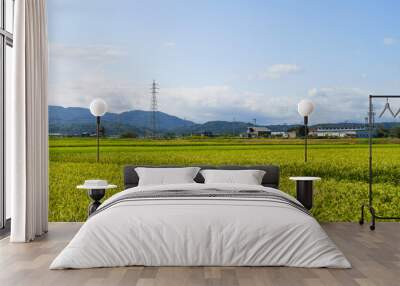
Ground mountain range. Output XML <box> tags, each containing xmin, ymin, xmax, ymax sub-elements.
<box><xmin>49</xmin><ymin>105</ymin><xmax>399</xmax><ymax>137</ymax></box>
<box><xmin>49</xmin><ymin>106</ymin><xmax>195</xmax><ymax>136</ymax></box>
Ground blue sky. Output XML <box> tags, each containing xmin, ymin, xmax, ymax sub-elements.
<box><xmin>48</xmin><ymin>0</ymin><xmax>400</xmax><ymax>124</ymax></box>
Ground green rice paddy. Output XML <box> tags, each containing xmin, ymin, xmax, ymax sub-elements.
<box><xmin>49</xmin><ymin>137</ymin><xmax>400</xmax><ymax>222</ymax></box>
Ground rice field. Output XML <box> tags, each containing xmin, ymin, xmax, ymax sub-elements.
<box><xmin>49</xmin><ymin>137</ymin><xmax>400</xmax><ymax>222</ymax></box>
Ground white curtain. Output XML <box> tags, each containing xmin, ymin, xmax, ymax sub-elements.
<box><xmin>9</xmin><ymin>0</ymin><xmax>49</xmax><ymax>242</ymax></box>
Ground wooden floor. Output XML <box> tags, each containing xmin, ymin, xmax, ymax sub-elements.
<box><xmin>0</xmin><ymin>223</ymin><xmax>399</xmax><ymax>286</ymax></box>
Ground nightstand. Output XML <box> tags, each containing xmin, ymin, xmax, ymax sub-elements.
<box><xmin>77</xmin><ymin>182</ymin><xmax>117</xmax><ymax>216</ymax></box>
<box><xmin>289</xmin><ymin>177</ymin><xmax>321</xmax><ymax>210</ymax></box>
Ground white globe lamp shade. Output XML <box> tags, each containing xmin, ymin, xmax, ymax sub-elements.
<box><xmin>90</xmin><ymin>99</ymin><xmax>107</xmax><ymax>117</ymax></box>
<box><xmin>298</xmin><ymin>99</ymin><xmax>314</xmax><ymax>117</ymax></box>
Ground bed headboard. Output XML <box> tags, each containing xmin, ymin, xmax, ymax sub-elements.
<box><xmin>123</xmin><ymin>165</ymin><xmax>280</xmax><ymax>189</ymax></box>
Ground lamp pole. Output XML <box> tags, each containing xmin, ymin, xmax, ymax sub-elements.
<box><xmin>304</xmin><ymin>115</ymin><xmax>308</xmax><ymax>162</ymax></box>
<box><xmin>298</xmin><ymin>99</ymin><xmax>314</xmax><ymax>163</ymax></box>
<box><xmin>90</xmin><ymin>99</ymin><xmax>107</xmax><ymax>163</ymax></box>
<box><xmin>96</xmin><ymin>116</ymin><xmax>100</xmax><ymax>162</ymax></box>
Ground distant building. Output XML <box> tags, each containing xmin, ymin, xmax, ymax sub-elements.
<box><xmin>270</xmin><ymin>131</ymin><xmax>297</xmax><ymax>139</ymax></box>
<box><xmin>247</xmin><ymin>126</ymin><xmax>271</xmax><ymax>138</ymax></box>
<box><xmin>287</xmin><ymin>130</ymin><xmax>297</xmax><ymax>138</ymax></box>
<box><xmin>355</xmin><ymin>129</ymin><xmax>370</xmax><ymax>138</ymax></box>
<box><xmin>271</xmin><ymin>131</ymin><xmax>289</xmax><ymax>138</ymax></box>
<box><xmin>193</xmin><ymin>131</ymin><xmax>213</xmax><ymax>137</ymax></box>
<box><xmin>308</xmin><ymin>127</ymin><xmax>367</xmax><ymax>138</ymax></box>
<box><xmin>49</xmin><ymin>133</ymin><xmax>63</xmax><ymax>137</ymax></box>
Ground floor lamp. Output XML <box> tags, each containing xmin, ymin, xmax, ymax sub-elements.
<box><xmin>90</xmin><ymin>99</ymin><xmax>108</xmax><ymax>162</ymax></box>
<box><xmin>297</xmin><ymin>99</ymin><xmax>314</xmax><ymax>162</ymax></box>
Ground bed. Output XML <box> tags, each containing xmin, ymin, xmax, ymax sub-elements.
<box><xmin>50</xmin><ymin>165</ymin><xmax>350</xmax><ymax>269</ymax></box>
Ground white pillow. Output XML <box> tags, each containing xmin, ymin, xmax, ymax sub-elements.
<box><xmin>200</xmin><ymin>169</ymin><xmax>266</xmax><ymax>185</ymax></box>
<box><xmin>135</xmin><ymin>167</ymin><xmax>201</xmax><ymax>186</ymax></box>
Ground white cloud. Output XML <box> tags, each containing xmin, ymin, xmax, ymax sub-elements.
<box><xmin>49</xmin><ymin>80</ymin><xmax>372</xmax><ymax>124</ymax></box>
<box><xmin>48</xmin><ymin>43</ymin><xmax>370</xmax><ymax>124</ymax></box>
<box><xmin>162</xmin><ymin>42</ymin><xmax>176</xmax><ymax>48</ymax></box>
<box><xmin>50</xmin><ymin>43</ymin><xmax>126</xmax><ymax>62</ymax></box>
<box><xmin>49</xmin><ymin>78</ymin><xmax>302</xmax><ymax>124</ymax></box>
<box><xmin>48</xmin><ymin>76</ymin><xmax>148</xmax><ymax>113</ymax></box>
<box><xmin>307</xmin><ymin>87</ymin><xmax>368</xmax><ymax>122</ymax></box>
<box><xmin>383</xmin><ymin>37</ymin><xmax>397</xmax><ymax>46</ymax></box>
<box><xmin>49</xmin><ymin>46</ymin><xmax>301</xmax><ymax>123</ymax></box>
<box><xmin>162</xmin><ymin>86</ymin><xmax>252</xmax><ymax>121</ymax></box>
<box><xmin>49</xmin><ymin>43</ymin><xmax>128</xmax><ymax>83</ymax></box>
<box><xmin>260</xmin><ymin>64</ymin><xmax>302</xmax><ymax>79</ymax></box>
<box><xmin>49</xmin><ymin>43</ymin><xmax>138</xmax><ymax>111</ymax></box>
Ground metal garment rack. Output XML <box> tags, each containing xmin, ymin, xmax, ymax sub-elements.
<box><xmin>359</xmin><ymin>95</ymin><xmax>400</xmax><ymax>230</ymax></box>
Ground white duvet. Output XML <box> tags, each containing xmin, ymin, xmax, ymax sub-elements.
<box><xmin>50</xmin><ymin>183</ymin><xmax>351</xmax><ymax>269</ymax></box>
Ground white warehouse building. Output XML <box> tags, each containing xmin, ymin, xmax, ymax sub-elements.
<box><xmin>309</xmin><ymin>128</ymin><xmax>367</xmax><ymax>138</ymax></box>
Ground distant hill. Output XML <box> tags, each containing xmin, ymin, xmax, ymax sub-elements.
<box><xmin>173</xmin><ymin>121</ymin><xmax>251</xmax><ymax>136</ymax></box>
<box><xmin>48</xmin><ymin>105</ymin><xmax>399</xmax><ymax>137</ymax></box>
<box><xmin>48</xmin><ymin>106</ymin><xmax>195</xmax><ymax>136</ymax></box>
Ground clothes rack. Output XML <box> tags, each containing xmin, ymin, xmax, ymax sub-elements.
<box><xmin>359</xmin><ymin>95</ymin><xmax>400</xmax><ymax>230</ymax></box>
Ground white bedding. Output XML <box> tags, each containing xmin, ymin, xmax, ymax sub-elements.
<box><xmin>50</xmin><ymin>183</ymin><xmax>351</xmax><ymax>269</ymax></box>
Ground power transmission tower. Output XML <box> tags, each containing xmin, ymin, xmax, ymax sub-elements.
<box><xmin>232</xmin><ymin>117</ymin><xmax>236</xmax><ymax>136</ymax></box>
<box><xmin>149</xmin><ymin>80</ymin><xmax>159</xmax><ymax>138</ymax></box>
<box><xmin>367</xmin><ymin>105</ymin><xmax>375</xmax><ymax>129</ymax></box>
